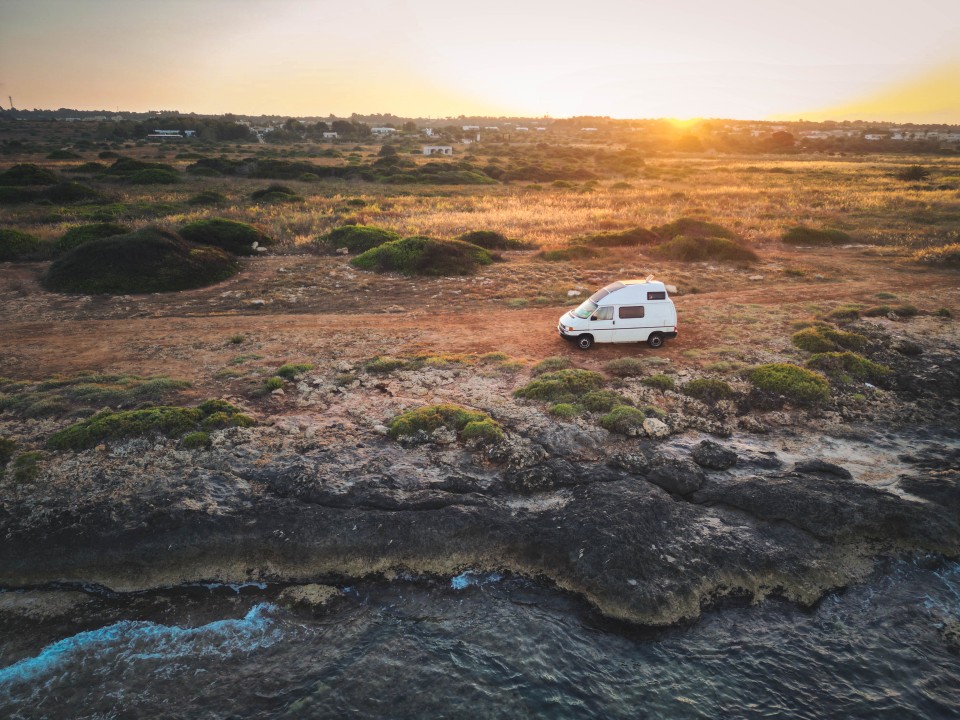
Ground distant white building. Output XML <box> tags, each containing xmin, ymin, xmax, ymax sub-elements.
<box><xmin>864</xmin><ymin>134</ymin><xmax>885</xmax><ymax>141</ymax></box>
<box><xmin>515</xmin><ymin>127</ymin><xmax>529</xmax><ymax>132</ymax></box>
<box><xmin>535</xmin><ymin>127</ymin><xmax>547</xmax><ymax>132</ymax></box>
<box><xmin>371</xmin><ymin>127</ymin><xmax>397</xmax><ymax>135</ymax></box>
<box><xmin>581</xmin><ymin>127</ymin><xmax>598</xmax><ymax>132</ymax></box>
<box><xmin>322</xmin><ymin>131</ymin><xmax>338</xmax><ymax>139</ymax></box>
<box><xmin>484</xmin><ymin>126</ymin><xmax>499</xmax><ymax>131</ymax></box>
<box><xmin>462</xmin><ymin>125</ymin><xmax>480</xmax><ymax>131</ymax></box>
<box><xmin>422</xmin><ymin>128</ymin><xmax>435</xmax><ymax>137</ymax></box>
<box><xmin>423</xmin><ymin>145</ymin><xmax>453</xmax><ymax>156</ymax></box>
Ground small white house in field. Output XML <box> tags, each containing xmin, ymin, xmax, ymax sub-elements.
<box><xmin>484</xmin><ymin>126</ymin><xmax>499</xmax><ymax>131</ymax></box>
<box><xmin>422</xmin><ymin>128</ymin><xmax>435</xmax><ymax>137</ymax></box>
<box><xmin>423</xmin><ymin>145</ymin><xmax>453</xmax><ymax>156</ymax></box>
<box><xmin>371</xmin><ymin>127</ymin><xmax>397</xmax><ymax>135</ymax></box>
<box><xmin>515</xmin><ymin>127</ymin><xmax>529</xmax><ymax>132</ymax></box>
<box><xmin>581</xmin><ymin>127</ymin><xmax>598</xmax><ymax>132</ymax></box>
<box><xmin>864</xmin><ymin>134</ymin><xmax>885</xmax><ymax>141</ymax></box>
<box><xmin>462</xmin><ymin>125</ymin><xmax>480</xmax><ymax>131</ymax></box>
<box><xmin>323</xmin><ymin>131</ymin><xmax>338</xmax><ymax>139</ymax></box>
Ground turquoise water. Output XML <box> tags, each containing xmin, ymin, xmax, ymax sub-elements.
<box><xmin>2</xmin><ymin>557</ymin><xmax>959</xmax><ymax>719</ymax></box>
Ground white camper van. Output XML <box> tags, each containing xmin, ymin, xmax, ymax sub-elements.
<box><xmin>558</xmin><ymin>278</ymin><xmax>678</xmax><ymax>350</ymax></box>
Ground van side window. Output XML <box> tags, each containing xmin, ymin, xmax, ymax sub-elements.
<box><xmin>619</xmin><ymin>306</ymin><xmax>645</xmax><ymax>319</ymax></box>
<box><xmin>647</xmin><ymin>291</ymin><xmax>666</xmax><ymax>300</ymax></box>
<box><xmin>593</xmin><ymin>306</ymin><xmax>613</xmax><ymax>321</ymax></box>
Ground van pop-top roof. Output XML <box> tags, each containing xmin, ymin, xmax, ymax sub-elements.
<box><xmin>587</xmin><ymin>276</ymin><xmax>668</xmax><ymax>304</ymax></box>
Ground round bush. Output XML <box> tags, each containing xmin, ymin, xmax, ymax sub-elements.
<box><xmin>351</xmin><ymin>236</ymin><xmax>494</xmax><ymax>276</ymax></box>
<box><xmin>56</xmin><ymin>222</ymin><xmax>130</xmax><ymax>254</ymax></box>
<box><xmin>914</xmin><ymin>243</ymin><xmax>960</xmax><ymax>268</ymax></box>
<box><xmin>0</xmin><ymin>229</ymin><xmax>46</xmax><ymax>261</ymax></box>
<box><xmin>0</xmin><ymin>163</ymin><xmax>58</xmax><ymax>186</ymax></box>
<box><xmin>746</xmin><ymin>363</ymin><xmax>830</xmax><ymax>404</ymax></box>
<box><xmin>178</xmin><ymin>218</ymin><xmax>273</xmax><ymax>256</ymax></box>
<box><xmin>548</xmin><ymin>403</ymin><xmax>579</xmax><ymax>419</ymax></box>
<box><xmin>683</xmin><ymin>377</ymin><xmax>734</xmax><ymax>403</ymax></box>
<box><xmin>46</xmin><ymin>181</ymin><xmax>102</xmax><ymax>203</ymax></box>
<box><xmin>251</xmin><ymin>184</ymin><xmax>302</xmax><ymax>202</ymax></box>
<box><xmin>782</xmin><ymin>226</ymin><xmax>851</xmax><ymax>246</ymax></box>
<box><xmin>320</xmin><ymin>225</ymin><xmax>401</xmax><ymax>254</ymax></box>
<box><xmin>47</xmin><ymin>150</ymin><xmax>82</xmax><ymax>160</ymax></box>
<box><xmin>653</xmin><ymin>218</ymin><xmax>737</xmax><ymax>240</ymax></box>
<box><xmin>457</xmin><ymin>230</ymin><xmax>527</xmax><ymax>250</ymax></box>
<box><xmin>130</xmin><ymin>168</ymin><xmax>181</xmax><ymax>184</ymax></box>
<box><xmin>43</xmin><ymin>227</ymin><xmax>238</xmax><ymax>294</ymax></box>
<box><xmin>654</xmin><ymin>236</ymin><xmax>758</xmax><ymax>263</ymax></box>
<box><xmin>187</xmin><ymin>190</ymin><xmax>227</xmax><ymax>206</ymax></box>
<box><xmin>576</xmin><ymin>227</ymin><xmax>661</xmax><ymax>248</ymax></box>
<box><xmin>599</xmin><ymin>405</ymin><xmax>648</xmax><ymax>435</ymax></box>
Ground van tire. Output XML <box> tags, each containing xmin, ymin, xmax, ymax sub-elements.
<box><xmin>577</xmin><ymin>335</ymin><xmax>594</xmax><ymax>350</ymax></box>
<box><xmin>647</xmin><ymin>333</ymin><xmax>664</xmax><ymax>349</ymax></box>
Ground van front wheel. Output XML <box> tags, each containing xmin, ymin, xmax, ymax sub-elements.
<box><xmin>577</xmin><ymin>335</ymin><xmax>594</xmax><ymax>350</ymax></box>
<box><xmin>647</xmin><ymin>333</ymin><xmax>664</xmax><ymax>349</ymax></box>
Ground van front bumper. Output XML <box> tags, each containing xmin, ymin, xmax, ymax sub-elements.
<box><xmin>558</xmin><ymin>323</ymin><xmax>577</xmax><ymax>340</ymax></box>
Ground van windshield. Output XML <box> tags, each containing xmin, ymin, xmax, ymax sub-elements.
<box><xmin>572</xmin><ymin>300</ymin><xmax>598</xmax><ymax>319</ymax></box>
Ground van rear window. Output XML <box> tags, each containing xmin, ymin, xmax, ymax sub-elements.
<box><xmin>619</xmin><ymin>305</ymin><xmax>645</xmax><ymax>319</ymax></box>
<box><xmin>647</xmin><ymin>291</ymin><xmax>666</xmax><ymax>300</ymax></box>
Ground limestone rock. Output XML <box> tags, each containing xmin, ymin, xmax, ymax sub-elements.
<box><xmin>691</xmin><ymin>440</ymin><xmax>738</xmax><ymax>470</ymax></box>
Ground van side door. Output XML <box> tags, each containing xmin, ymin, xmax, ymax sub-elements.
<box><xmin>587</xmin><ymin>305</ymin><xmax>615</xmax><ymax>343</ymax></box>
<box><xmin>615</xmin><ymin>305</ymin><xmax>648</xmax><ymax>342</ymax></box>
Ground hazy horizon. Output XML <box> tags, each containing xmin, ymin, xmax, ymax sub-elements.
<box><xmin>1</xmin><ymin>0</ymin><xmax>959</xmax><ymax>123</ymax></box>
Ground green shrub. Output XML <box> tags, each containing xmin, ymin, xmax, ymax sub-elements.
<box><xmin>47</xmin><ymin>150</ymin><xmax>82</xmax><ymax>160</ymax></box>
<box><xmin>580</xmin><ymin>389</ymin><xmax>629</xmax><ymax>413</ymax></box>
<box><xmin>653</xmin><ymin>218</ymin><xmax>736</xmax><ymax>240</ymax></box>
<box><xmin>129</xmin><ymin>168</ymin><xmax>181</xmax><ymax>184</ymax></box>
<box><xmin>641</xmin><ymin>374</ymin><xmax>675</xmax><ymax>391</ymax></box>
<box><xmin>935</xmin><ymin>307</ymin><xmax>953</xmax><ymax>318</ymax></box>
<box><xmin>103</xmin><ymin>157</ymin><xmax>175</xmax><ymax>179</ymax></box>
<box><xmin>914</xmin><ymin>243</ymin><xmax>960</xmax><ymax>268</ymax></box>
<box><xmin>781</xmin><ymin>226</ymin><xmax>851</xmax><ymax>246</ymax></box>
<box><xmin>388</xmin><ymin>403</ymin><xmax>502</xmax><ymax>444</ymax></box>
<box><xmin>0</xmin><ymin>163</ymin><xmax>58</xmax><ymax>186</ymax></box>
<box><xmin>897</xmin><ymin>165</ymin><xmax>930</xmax><ymax>181</ymax></box>
<box><xmin>653</xmin><ymin>235</ymin><xmax>758</xmax><ymax>263</ymax></box>
<box><xmin>599</xmin><ymin>405</ymin><xmax>648</xmax><ymax>435</ymax></box>
<box><xmin>202</xmin><ymin>411</ymin><xmax>254</xmax><ymax>429</ymax></box>
<box><xmin>47</xmin><ymin>399</ymin><xmax>252</xmax><ymax>450</ymax></box>
<box><xmin>46</xmin><ymin>181</ymin><xmax>103</xmax><ymax>203</ymax></box>
<box><xmin>683</xmin><ymin>377</ymin><xmax>734</xmax><ymax>403</ymax></box>
<box><xmin>604</xmin><ymin>357</ymin><xmax>646</xmax><ymax>377</ymax></box>
<box><xmin>457</xmin><ymin>230</ymin><xmax>528</xmax><ymax>250</ymax></box>
<box><xmin>791</xmin><ymin>326</ymin><xmax>868</xmax><ymax>353</ymax></box>
<box><xmin>276</xmin><ymin>363</ymin><xmax>314</xmax><ymax>379</ymax></box>
<box><xmin>56</xmin><ymin>222</ymin><xmax>129</xmax><ymax>254</ymax></box>
<box><xmin>264</xmin><ymin>376</ymin><xmax>284</xmax><ymax>390</ymax></box>
<box><xmin>364</xmin><ymin>355</ymin><xmax>408</xmax><ymax>373</ymax></box>
<box><xmin>535</xmin><ymin>245</ymin><xmax>598</xmax><ymax>262</ymax></box>
<box><xmin>0</xmin><ymin>437</ymin><xmax>15</xmax><ymax>466</ymax></box>
<box><xmin>825</xmin><ymin>305</ymin><xmax>860</xmax><ymax>322</ymax></box>
<box><xmin>806</xmin><ymin>352</ymin><xmax>891</xmax><ymax>384</ymax></box>
<box><xmin>11</xmin><ymin>451</ymin><xmax>43</xmax><ymax>484</ymax></box>
<box><xmin>548</xmin><ymin>403</ymin><xmax>579</xmax><ymax>419</ymax></box>
<box><xmin>319</xmin><ymin>225</ymin><xmax>401</xmax><ymax>254</ymax></box>
<box><xmin>746</xmin><ymin>363</ymin><xmax>831</xmax><ymax>404</ymax></box>
<box><xmin>0</xmin><ymin>229</ymin><xmax>45</xmax><ymax>261</ymax></box>
<box><xmin>43</xmin><ymin>227</ymin><xmax>238</xmax><ymax>294</ymax></box>
<box><xmin>179</xmin><ymin>218</ymin><xmax>273</xmax><ymax>256</ymax></box>
<box><xmin>182</xmin><ymin>431</ymin><xmax>212</xmax><ymax>449</ymax></box>
<box><xmin>251</xmin><ymin>184</ymin><xmax>302</xmax><ymax>202</ymax></box>
<box><xmin>574</xmin><ymin>227</ymin><xmax>660</xmax><ymax>248</ymax></box>
<box><xmin>531</xmin><ymin>356</ymin><xmax>571</xmax><ymax>376</ymax></box>
<box><xmin>187</xmin><ymin>190</ymin><xmax>227</xmax><ymax>206</ymax></box>
<box><xmin>352</xmin><ymin>236</ymin><xmax>494</xmax><ymax>276</ymax></box>
<box><xmin>513</xmin><ymin>368</ymin><xmax>605</xmax><ymax>403</ymax></box>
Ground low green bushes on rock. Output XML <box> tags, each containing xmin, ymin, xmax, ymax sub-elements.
<box><xmin>364</xmin><ymin>356</ymin><xmax>408</xmax><ymax>373</ymax></box>
<box><xmin>319</xmin><ymin>225</ymin><xmax>401</xmax><ymax>254</ymax></box>
<box><xmin>56</xmin><ymin>222</ymin><xmax>129</xmax><ymax>254</ymax></box>
<box><xmin>580</xmin><ymin>389</ymin><xmax>630</xmax><ymax>413</ymax></box>
<box><xmin>43</xmin><ymin>227</ymin><xmax>238</xmax><ymax>294</ymax></box>
<box><xmin>653</xmin><ymin>235</ymin><xmax>758</xmax><ymax>263</ymax></box>
<box><xmin>0</xmin><ymin>437</ymin><xmax>16</xmax><ymax>466</ymax></box>
<box><xmin>806</xmin><ymin>352</ymin><xmax>892</xmax><ymax>384</ymax></box>
<box><xmin>47</xmin><ymin>400</ymin><xmax>253</xmax><ymax>450</ymax></box>
<box><xmin>388</xmin><ymin>403</ymin><xmax>503</xmax><ymax>444</ymax></box>
<box><xmin>604</xmin><ymin>357</ymin><xmax>646</xmax><ymax>377</ymax></box>
<box><xmin>0</xmin><ymin>229</ymin><xmax>46</xmax><ymax>261</ymax></box>
<box><xmin>825</xmin><ymin>305</ymin><xmax>861</xmax><ymax>322</ymax></box>
<box><xmin>792</xmin><ymin>326</ymin><xmax>868</xmax><ymax>353</ymax></box>
<box><xmin>599</xmin><ymin>405</ymin><xmax>648</xmax><ymax>435</ymax></box>
<box><xmin>641</xmin><ymin>374</ymin><xmax>676</xmax><ymax>391</ymax></box>
<box><xmin>46</xmin><ymin>181</ymin><xmax>103</xmax><ymax>203</ymax></box>
<box><xmin>683</xmin><ymin>377</ymin><xmax>734</xmax><ymax>403</ymax></box>
<box><xmin>914</xmin><ymin>243</ymin><xmax>960</xmax><ymax>268</ymax></box>
<box><xmin>531</xmin><ymin>356</ymin><xmax>571</xmax><ymax>376</ymax></box>
<box><xmin>862</xmin><ymin>304</ymin><xmax>918</xmax><ymax>318</ymax></box>
<box><xmin>352</xmin><ymin>236</ymin><xmax>494</xmax><ymax>276</ymax></box>
<box><xmin>457</xmin><ymin>230</ymin><xmax>529</xmax><ymax>250</ymax></box>
<box><xmin>67</xmin><ymin>162</ymin><xmax>107</xmax><ymax>174</ymax></box>
<box><xmin>179</xmin><ymin>218</ymin><xmax>273</xmax><ymax>256</ymax></box>
<box><xmin>746</xmin><ymin>363</ymin><xmax>831</xmax><ymax>404</ymax></box>
<box><xmin>129</xmin><ymin>168</ymin><xmax>181</xmax><ymax>185</ymax></box>
<box><xmin>653</xmin><ymin>218</ymin><xmax>737</xmax><ymax>240</ymax></box>
<box><xmin>276</xmin><ymin>363</ymin><xmax>314</xmax><ymax>379</ymax></box>
<box><xmin>548</xmin><ymin>403</ymin><xmax>579</xmax><ymax>419</ymax></box>
<box><xmin>47</xmin><ymin>150</ymin><xmax>82</xmax><ymax>160</ymax></box>
<box><xmin>514</xmin><ymin>368</ymin><xmax>605</xmax><ymax>404</ymax></box>
<box><xmin>782</xmin><ymin>225</ymin><xmax>851</xmax><ymax>246</ymax></box>
<box><xmin>11</xmin><ymin>451</ymin><xmax>43</xmax><ymax>484</ymax></box>
<box><xmin>181</xmin><ymin>431</ymin><xmax>212</xmax><ymax>449</ymax></box>
<box><xmin>0</xmin><ymin>163</ymin><xmax>58</xmax><ymax>186</ymax></box>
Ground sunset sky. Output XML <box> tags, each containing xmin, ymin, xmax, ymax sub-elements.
<box><xmin>1</xmin><ymin>0</ymin><xmax>958</xmax><ymax>122</ymax></box>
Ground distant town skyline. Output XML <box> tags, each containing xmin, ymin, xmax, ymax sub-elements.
<box><xmin>1</xmin><ymin>0</ymin><xmax>958</xmax><ymax>123</ymax></box>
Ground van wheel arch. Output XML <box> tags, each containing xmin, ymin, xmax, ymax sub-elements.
<box><xmin>577</xmin><ymin>335</ymin><xmax>594</xmax><ymax>350</ymax></box>
<box><xmin>647</xmin><ymin>333</ymin><xmax>664</xmax><ymax>349</ymax></box>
